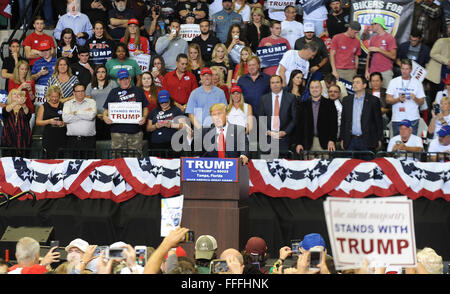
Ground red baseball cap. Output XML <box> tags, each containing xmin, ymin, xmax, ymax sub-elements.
<box><xmin>230</xmin><ymin>85</ymin><xmax>242</xmax><ymax>93</ymax></box>
<box><xmin>164</xmin><ymin>246</ymin><xmax>187</xmax><ymax>259</ymax></box>
<box><xmin>200</xmin><ymin>67</ymin><xmax>212</xmax><ymax>76</ymax></box>
<box><xmin>39</xmin><ymin>41</ymin><xmax>51</xmax><ymax>51</ymax></box>
<box><xmin>128</xmin><ymin>18</ymin><xmax>139</xmax><ymax>26</ymax></box>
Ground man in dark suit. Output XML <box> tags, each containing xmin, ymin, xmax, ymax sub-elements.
<box><xmin>258</xmin><ymin>75</ymin><xmax>297</xmax><ymax>154</ymax></box>
<box><xmin>340</xmin><ymin>75</ymin><xmax>383</xmax><ymax>155</ymax></box>
<box><xmin>295</xmin><ymin>80</ymin><xmax>338</xmax><ymax>153</ymax></box>
<box><xmin>190</xmin><ymin>103</ymin><xmax>249</xmax><ymax>164</ymax></box>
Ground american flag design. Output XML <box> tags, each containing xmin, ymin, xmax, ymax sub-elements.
<box><xmin>0</xmin><ymin>157</ymin><xmax>448</xmax><ymax>202</ymax></box>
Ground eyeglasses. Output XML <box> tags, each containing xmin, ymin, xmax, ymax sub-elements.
<box><xmin>74</xmin><ymin>90</ymin><xmax>85</xmax><ymax>93</ymax></box>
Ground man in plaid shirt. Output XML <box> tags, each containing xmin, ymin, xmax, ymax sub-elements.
<box><xmin>413</xmin><ymin>0</ymin><xmax>443</xmax><ymax>48</ymax></box>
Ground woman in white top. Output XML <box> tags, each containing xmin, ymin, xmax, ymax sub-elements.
<box><xmin>226</xmin><ymin>85</ymin><xmax>253</xmax><ymax>134</ymax></box>
<box><xmin>232</xmin><ymin>0</ymin><xmax>251</xmax><ymax>23</ymax></box>
<box><xmin>428</xmin><ymin>96</ymin><xmax>450</xmax><ymax>139</ymax></box>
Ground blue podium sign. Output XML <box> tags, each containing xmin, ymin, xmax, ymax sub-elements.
<box><xmin>181</xmin><ymin>157</ymin><xmax>239</xmax><ymax>182</ymax></box>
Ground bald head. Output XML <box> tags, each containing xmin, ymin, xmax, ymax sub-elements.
<box><xmin>220</xmin><ymin>248</ymin><xmax>244</xmax><ymax>264</ymax></box>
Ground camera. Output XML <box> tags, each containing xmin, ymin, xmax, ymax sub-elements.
<box><xmin>433</xmin><ymin>103</ymin><xmax>440</xmax><ymax>114</ymax></box>
<box><xmin>210</xmin><ymin>259</ymin><xmax>228</xmax><ymax>274</ymax></box>
<box><xmin>50</xmin><ymin>240</ymin><xmax>59</xmax><ymax>251</ymax></box>
<box><xmin>181</xmin><ymin>230</ymin><xmax>195</xmax><ymax>243</ymax></box>
<box><xmin>291</xmin><ymin>239</ymin><xmax>301</xmax><ymax>256</ymax></box>
<box><xmin>107</xmin><ymin>248</ymin><xmax>125</xmax><ymax>260</ymax></box>
<box><xmin>135</xmin><ymin>246</ymin><xmax>147</xmax><ymax>267</ymax></box>
<box><xmin>42</xmin><ymin>66</ymin><xmax>48</xmax><ymax>71</ymax></box>
<box><xmin>94</xmin><ymin>246</ymin><xmax>108</xmax><ymax>257</ymax></box>
<box><xmin>309</xmin><ymin>248</ymin><xmax>322</xmax><ymax>270</ymax></box>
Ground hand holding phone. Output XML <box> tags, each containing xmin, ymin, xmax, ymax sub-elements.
<box><xmin>308</xmin><ymin>248</ymin><xmax>322</xmax><ymax>270</ymax></box>
<box><xmin>181</xmin><ymin>230</ymin><xmax>194</xmax><ymax>243</ymax></box>
<box><xmin>210</xmin><ymin>259</ymin><xmax>228</xmax><ymax>274</ymax></box>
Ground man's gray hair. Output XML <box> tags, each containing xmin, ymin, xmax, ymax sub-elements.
<box><xmin>303</xmin><ymin>41</ymin><xmax>319</xmax><ymax>52</ymax></box>
<box><xmin>16</xmin><ymin>237</ymin><xmax>40</xmax><ymax>262</ymax></box>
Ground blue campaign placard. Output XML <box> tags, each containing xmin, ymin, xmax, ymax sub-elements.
<box><xmin>256</xmin><ymin>43</ymin><xmax>289</xmax><ymax>68</ymax></box>
<box><xmin>181</xmin><ymin>157</ymin><xmax>239</xmax><ymax>182</ymax></box>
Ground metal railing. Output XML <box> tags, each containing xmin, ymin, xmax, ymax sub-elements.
<box><xmin>0</xmin><ymin>147</ymin><xmax>448</xmax><ymax>162</ymax></box>
<box><xmin>0</xmin><ymin>0</ymin><xmax>45</xmax><ymax>62</ymax></box>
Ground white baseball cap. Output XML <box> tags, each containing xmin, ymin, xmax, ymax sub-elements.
<box><xmin>304</xmin><ymin>23</ymin><xmax>315</xmax><ymax>33</ymax></box>
<box><xmin>65</xmin><ymin>238</ymin><xmax>89</xmax><ymax>253</ymax></box>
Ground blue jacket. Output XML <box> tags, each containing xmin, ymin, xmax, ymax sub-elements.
<box><xmin>397</xmin><ymin>41</ymin><xmax>430</xmax><ymax>67</ymax></box>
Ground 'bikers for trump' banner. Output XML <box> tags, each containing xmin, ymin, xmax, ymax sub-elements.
<box><xmin>351</xmin><ymin>0</ymin><xmax>414</xmax><ymax>54</ymax></box>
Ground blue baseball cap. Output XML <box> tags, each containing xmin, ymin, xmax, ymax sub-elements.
<box><xmin>437</xmin><ymin>125</ymin><xmax>450</xmax><ymax>137</ymax></box>
<box><xmin>399</xmin><ymin>119</ymin><xmax>412</xmax><ymax>128</ymax></box>
<box><xmin>158</xmin><ymin>90</ymin><xmax>170</xmax><ymax>103</ymax></box>
<box><xmin>117</xmin><ymin>68</ymin><xmax>130</xmax><ymax>80</ymax></box>
<box><xmin>299</xmin><ymin>233</ymin><xmax>326</xmax><ymax>250</ymax></box>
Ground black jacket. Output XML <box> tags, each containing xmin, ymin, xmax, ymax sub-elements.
<box><xmin>295</xmin><ymin>97</ymin><xmax>338</xmax><ymax>150</ymax></box>
<box><xmin>194</xmin><ymin>123</ymin><xmax>250</xmax><ymax>159</ymax></box>
<box><xmin>340</xmin><ymin>93</ymin><xmax>383</xmax><ymax>150</ymax></box>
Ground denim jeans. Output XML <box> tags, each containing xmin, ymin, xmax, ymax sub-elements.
<box><xmin>18</xmin><ymin>0</ymin><xmax>32</xmax><ymax>25</ymax></box>
<box><xmin>43</xmin><ymin>0</ymin><xmax>54</xmax><ymax>26</ymax></box>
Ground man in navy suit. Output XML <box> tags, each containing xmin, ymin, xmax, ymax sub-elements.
<box><xmin>340</xmin><ymin>74</ymin><xmax>383</xmax><ymax>155</ymax></box>
<box><xmin>190</xmin><ymin>103</ymin><xmax>249</xmax><ymax>164</ymax></box>
<box><xmin>258</xmin><ymin>75</ymin><xmax>297</xmax><ymax>154</ymax></box>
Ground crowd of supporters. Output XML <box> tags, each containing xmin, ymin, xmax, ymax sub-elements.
<box><xmin>0</xmin><ymin>0</ymin><xmax>449</xmax><ymax>160</ymax></box>
<box><xmin>1</xmin><ymin>230</ymin><xmax>446</xmax><ymax>274</ymax></box>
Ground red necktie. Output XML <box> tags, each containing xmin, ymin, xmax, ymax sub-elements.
<box><xmin>218</xmin><ymin>128</ymin><xmax>225</xmax><ymax>158</ymax></box>
<box><xmin>273</xmin><ymin>95</ymin><xmax>280</xmax><ymax>130</ymax></box>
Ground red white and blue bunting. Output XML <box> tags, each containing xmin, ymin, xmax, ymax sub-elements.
<box><xmin>0</xmin><ymin>157</ymin><xmax>448</xmax><ymax>202</ymax></box>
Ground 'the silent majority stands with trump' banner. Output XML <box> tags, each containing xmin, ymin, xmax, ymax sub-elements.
<box><xmin>0</xmin><ymin>157</ymin><xmax>448</xmax><ymax>202</ymax></box>
<box><xmin>351</xmin><ymin>0</ymin><xmax>414</xmax><ymax>53</ymax></box>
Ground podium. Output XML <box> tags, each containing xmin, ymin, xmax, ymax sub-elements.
<box><xmin>180</xmin><ymin>157</ymin><xmax>249</xmax><ymax>258</ymax></box>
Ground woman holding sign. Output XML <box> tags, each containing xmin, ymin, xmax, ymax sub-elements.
<box><xmin>36</xmin><ymin>85</ymin><xmax>67</xmax><ymax>159</ymax></box>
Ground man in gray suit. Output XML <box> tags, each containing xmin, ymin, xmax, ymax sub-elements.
<box><xmin>258</xmin><ymin>75</ymin><xmax>297</xmax><ymax>155</ymax></box>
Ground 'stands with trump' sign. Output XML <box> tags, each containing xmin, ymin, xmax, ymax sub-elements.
<box><xmin>324</xmin><ymin>196</ymin><xmax>416</xmax><ymax>270</ymax></box>
<box><xmin>108</xmin><ymin>102</ymin><xmax>142</xmax><ymax>124</ymax></box>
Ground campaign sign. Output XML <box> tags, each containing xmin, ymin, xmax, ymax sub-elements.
<box><xmin>130</xmin><ymin>53</ymin><xmax>151</xmax><ymax>72</ymax></box>
<box><xmin>411</xmin><ymin>60</ymin><xmax>427</xmax><ymax>83</ymax></box>
<box><xmin>108</xmin><ymin>102</ymin><xmax>142</xmax><ymax>124</ymax></box>
<box><xmin>338</xmin><ymin>78</ymin><xmax>355</xmax><ymax>95</ymax></box>
<box><xmin>180</xmin><ymin>24</ymin><xmax>201</xmax><ymax>41</ymax></box>
<box><xmin>324</xmin><ymin>196</ymin><xmax>416</xmax><ymax>270</ymax></box>
<box><xmin>34</xmin><ymin>85</ymin><xmax>48</xmax><ymax>106</ymax></box>
<box><xmin>267</xmin><ymin>0</ymin><xmax>296</xmax><ymax>10</ymax></box>
<box><xmin>256</xmin><ymin>43</ymin><xmax>288</xmax><ymax>68</ymax></box>
<box><xmin>181</xmin><ymin>157</ymin><xmax>238</xmax><ymax>182</ymax></box>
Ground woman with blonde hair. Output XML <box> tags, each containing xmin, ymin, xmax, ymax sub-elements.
<box><xmin>232</xmin><ymin>46</ymin><xmax>252</xmax><ymax>85</ymax></box>
<box><xmin>35</xmin><ymin>85</ymin><xmax>67</xmax><ymax>158</ymax></box>
<box><xmin>226</xmin><ymin>85</ymin><xmax>253</xmax><ymax>134</ymax></box>
<box><xmin>1</xmin><ymin>89</ymin><xmax>32</xmax><ymax>149</ymax></box>
<box><xmin>245</xmin><ymin>7</ymin><xmax>270</xmax><ymax>52</ymax></box>
<box><xmin>187</xmin><ymin>43</ymin><xmax>205</xmax><ymax>84</ymax></box>
<box><xmin>8</xmin><ymin>60</ymin><xmax>36</xmax><ymax>115</ymax></box>
<box><xmin>46</xmin><ymin>57</ymin><xmax>79</xmax><ymax>103</ymax></box>
<box><xmin>210</xmin><ymin>66</ymin><xmax>229</xmax><ymax>102</ymax></box>
<box><xmin>208</xmin><ymin>43</ymin><xmax>233</xmax><ymax>89</ymax></box>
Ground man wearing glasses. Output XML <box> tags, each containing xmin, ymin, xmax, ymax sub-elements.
<box><xmin>62</xmin><ymin>83</ymin><xmax>97</xmax><ymax>152</ymax></box>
